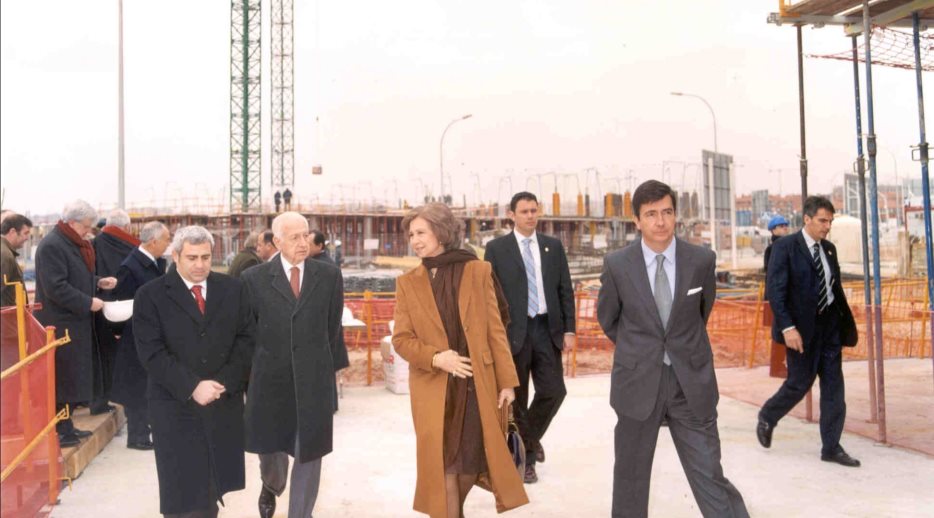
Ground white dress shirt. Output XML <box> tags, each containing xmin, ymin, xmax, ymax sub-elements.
<box><xmin>281</xmin><ymin>255</ymin><xmax>305</xmax><ymax>287</ymax></box>
<box><xmin>641</xmin><ymin>238</ymin><xmax>676</xmax><ymax>300</ymax></box>
<box><xmin>180</xmin><ymin>276</ymin><xmax>207</xmax><ymax>300</ymax></box>
<box><xmin>802</xmin><ymin>230</ymin><xmax>835</xmax><ymax>306</ymax></box>
<box><xmin>514</xmin><ymin>230</ymin><xmax>547</xmax><ymax>315</ymax></box>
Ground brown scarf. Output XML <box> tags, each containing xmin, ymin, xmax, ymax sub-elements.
<box><xmin>102</xmin><ymin>225</ymin><xmax>141</xmax><ymax>247</ymax></box>
<box><xmin>422</xmin><ymin>248</ymin><xmax>510</xmax><ymax>468</ymax></box>
<box><xmin>56</xmin><ymin>220</ymin><xmax>96</xmax><ymax>273</ymax></box>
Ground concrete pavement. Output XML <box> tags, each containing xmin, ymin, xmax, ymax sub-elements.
<box><xmin>50</xmin><ymin>374</ymin><xmax>934</xmax><ymax>517</ymax></box>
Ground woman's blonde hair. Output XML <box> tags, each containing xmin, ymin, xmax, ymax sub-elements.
<box><xmin>401</xmin><ymin>203</ymin><xmax>464</xmax><ymax>252</ymax></box>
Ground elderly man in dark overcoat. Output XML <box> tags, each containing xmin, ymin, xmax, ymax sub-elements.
<box><xmin>34</xmin><ymin>200</ymin><xmax>117</xmax><ymax>447</ymax></box>
<box><xmin>241</xmin><ymin>211</ymin><xmax>348</xmax><ymax>518</ymax></box>
<box><xmin>110</xmin><ymin>221</ymin><xmax>170</xmax><ymax>450</ymax></box>
<box><xmin>91</xmin><ymin>208</ymin><xmax>139</xmax><ymax>415</ymax></box>
<box><xmin>134</xmin><ymin>225</ymin><xmax>253</xmax><ymax>518</ymax></box>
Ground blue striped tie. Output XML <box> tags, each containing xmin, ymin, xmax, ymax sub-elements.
<box><xmin>522</xmin><ymin>238</ymin><xmax>540</xmax><ymax>317</ymax></box>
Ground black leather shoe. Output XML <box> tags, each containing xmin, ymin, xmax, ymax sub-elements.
<box><xmin>127</xmin><ymin>439</ymin><xmax>154</xmax><ymax>450</ymax></box>
<box><xmin>258</xmin><ymin>486</ymin><xmax>276</xmax><ymax>518</ymax></box>
<box><xmin>756</xmin><ymin>417</ymin><xmax>773</xmax><ymax>448</ymax></box>
<box><xmin>90</xmin><ymin>404</ymin><xmax>116</xmax><ymax>416</ymax></box>
<box><xmin>523</xmin><ymin>464</ymin><xmax>538</xmax><ymax>484</ymax></box>
<box><xmin>821</xmin><ymin>449</ymin><xmax>861</xmax><ymax>467</ymax></box>
<box><xmin>58</xmin><ymin>433</ymin><xmax>80</xmax><ymax>448</ymax></box>
<box><xmin>535</xmin><ymin>443</ymin><xmax>545</xmax><ymax>464</ymax></box>
<box><xmin>72</xmin><ymin>428</ymin><xmax>93</xmax><ymax>439</ymax></box>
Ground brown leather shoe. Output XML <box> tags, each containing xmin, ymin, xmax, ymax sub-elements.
<box><xmin>535</xmin><ymin>443</ymin><xmax>545</xmax><ymax>463</ymax></box>
<box><xmin>523</xmin><ymin>464</ymin><xmax>538</xmax><ymax>484</ymax></box>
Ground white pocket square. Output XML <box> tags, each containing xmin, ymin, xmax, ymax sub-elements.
<box><xmin>686</xmin><ymin>287</ymin><xmax>703</xmax><ymax>296</ymax></box>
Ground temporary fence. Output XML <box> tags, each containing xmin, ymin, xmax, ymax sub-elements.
<box><xmin>1</xmin><ymin>281</ymin><xmax>71</xmax><ymax>518</ymax></box>
<box><xmin>343</xmin><ymin>280</ymin><xmax>933</xmax><ymax>383</ymax></box>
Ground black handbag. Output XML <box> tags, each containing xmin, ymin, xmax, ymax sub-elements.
<box><xmin>503</xmin><ymin>404</ymin><xmax>526</xmax><ymax>476</ymax></box>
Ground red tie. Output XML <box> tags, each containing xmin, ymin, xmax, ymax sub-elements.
<box><xmin>191</xmin><ymin>285</ymin><xmax>206</xmax><ymax>315</ymax></box>
<box><xmin>290</xmin><ymin>266</ymin><xmax>301</xmax><ymax>299</ymax></box>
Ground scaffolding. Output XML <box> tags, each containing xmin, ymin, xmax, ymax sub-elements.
<box><xmin>230</xmin><ymin>0</ymin><xmax>263</xmax><ymax>213</ymax></box>
<box><xmin>270</xmin><ymin>0</ymin><xmax>295</xmax><ymax>191</ymax></box>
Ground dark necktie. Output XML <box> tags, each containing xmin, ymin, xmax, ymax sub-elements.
<box><xmin>191</xmin><ymin>285</ymin><xmax>205</xmax><ymax>315</ymax></box>
<box><xmin>290</xmin><ymin>266</ymin><xmax>301</xmax><ymax>299</ymax></box>
<box><xmin>813</xmin><ymin>243</ymin><xmax>829</xmax><ymax>313</ymax></box>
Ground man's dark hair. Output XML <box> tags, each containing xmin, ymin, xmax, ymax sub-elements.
<box><xmin>261</xmin><ymin>230</ymin><xmax>276</xmax><ymax>247</ymax></box>
<box><xmin>1</xmin><ymin>214</ymin><xmax>33</xmax><ymax>235</ymax></box>
<box><xmin>802</xmin><ymin>196</ymin><xmax>835</xmax><ymax>218</ymax></box>
<box><xmin>509</xmin><ymin>192</ymin><xmax>538</xmax><ymax>212</ymax></box>
<box><xmin>310</xmin><ymin>229</ymin><xmax>326</xmax><ymax>247</ymax></box>
<box><xmin>632</xmin><ymin>180</ymin><xmax>677</xmax><ymax>218</ymax></box>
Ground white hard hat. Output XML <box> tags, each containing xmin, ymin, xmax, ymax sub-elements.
<box><xmin>103</xmin><ymin>300</ymin><xmax>134</xmax><ymax>323</ymax></box>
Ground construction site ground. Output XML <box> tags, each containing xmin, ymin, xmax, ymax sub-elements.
<box><xmin>49</xmin><ymin>365</ymin><xmax>934</xmax><ymax>517</ymax></box>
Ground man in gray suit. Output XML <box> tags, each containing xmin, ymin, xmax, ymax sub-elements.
<box><xmin>597</xmin><ymin>180</ymin><xmax>748</xmax><ymax>518</ymax></box>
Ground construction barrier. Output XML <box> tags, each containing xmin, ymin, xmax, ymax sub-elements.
<box><xmin>1</xmin><ymin>281</ymin><xmax>70</xmax><ymax>518</ymax></box>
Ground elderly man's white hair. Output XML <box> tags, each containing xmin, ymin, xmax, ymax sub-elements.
<box><xmin>62</xmin><ymin>200</ymin><xmax>98</xmax><ymax>224</ymax></box>
<box><xmin>171</xmin><ymin>225</ymin><xmax>214</xmax><ymax>254</ymax></box>
<box><xmin>271</xmin><ymin>211</ymin><xmax>308</xmax><ymax>238</ymax></box>
<box><xmin>139</xmin><ymin>221</ymin><xmax>169</xmax><ymax>244</ymax></box>
<box><xmin>106</xmin><ymin>209</ymin><xmax>131</xmax><ymax>228</ymax></box>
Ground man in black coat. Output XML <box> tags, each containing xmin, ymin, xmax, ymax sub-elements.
<box><xmin>759</xmin><ymin>196</ymin><xmax>861</xmax><ymax>468</ymax></box>
<box><xmin>35</xmin><ymin>200</ymin><xmax>117</xmax><ymax>447</ymax></box>
<box><xmin>241</xmin><ymin>212</ymin><xmax>348</xmax><ymax>518</ymax></box>
<box><xmin>110</xmin><ymin>221</ymin><xmax>170</xmax><ymax>450</ymax></box>
<box><xmin>134</xmin><ymin>225</ymin><xmax>253</xmax><ymax>518</ymax></box>
<box><xmin>91</xmin><ymin>208</ymin><xmax>138</xmax><ymax>415</ymax></box>
<box><xmin>308</xmin><ymin>229</ymin><xmax>335</xmax><ymax>265</ymax></box>
<box><xmin>484</xmin><ymin>191</ymin><xmax>575</xmax><ymax>484</ymax></box>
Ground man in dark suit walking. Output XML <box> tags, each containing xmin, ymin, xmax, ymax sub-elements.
<box><xmin>241</xmin><ymin>212</ymin><xmax>349</xmax><ymax>518</ymax></box>
<box><xmin>110</xmin><ymin>221</ymin><xmax>170</xmax><ymax>450</ymax></box>
<box><xmin>133</xmin><ymin>225</ymin><xmax>253</xmax><ymax>518</ymax></box>
<box><xmin>484</xmin><ymin>192</ymin><xmax>575</xmax><ymax>484</ymax></box>
<box><xmin>758</xmin><ymin>196</ymin><xmax>860</xmax><ymax>467</ymax></box>
<box><xmin>597</xmin><ymin>180</ymin><xmax>748</xmax><ymax>518</ymax></box>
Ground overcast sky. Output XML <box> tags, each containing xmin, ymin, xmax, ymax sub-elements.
<box><xmin>1</xmin><ymin>1</ymin><xmax>927</xmax><ymax>215</ymax></box>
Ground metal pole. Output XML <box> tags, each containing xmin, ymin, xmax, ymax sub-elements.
<box><xmin>911</xmin><ymin>12</ymin><xmax>934</xmax><ymax>389</ymax></box>
<box><xmin>729</xmin><ymin>161</ymin><xmax>737</xmax><ymax>269</ymax></box>
<box><xmin>439</xmin><ymin>114</ymin><xmax>472</xmax><ymax>203</ymax></box>
<box><xmin>708</xmin><ymin>156</ymin><xmax>717</xmax><ymax>255</ymax></box>
<box><xmin>851</xmin><ymin>35</ymin><xmax>877</xmax><ymax>423</ymax></box>
<box><xmin>863</xmin><ymin>1</ymin><xmax>886</xmax><ymax>443</ymax></box>
<box><xmin>117</xmin><ymin>0</ymin><xmax>125</xmax><ymax>209</ymax></box>
<box><xmin>797</xmin><ymin>25</ymin><xmax>809</xmax><ymax>200</ymax></box>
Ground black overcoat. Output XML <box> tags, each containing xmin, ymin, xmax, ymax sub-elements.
<box><xmin>133</xmin><ymin>270</ymin><xmax>253</xmax><ymax>514</ymax></box>
<box><xmin>241</xmin><ymin>255</ymin><xmax>349</xmax><ymax>463</ymax></box>
<box><xmin>110</xmin><ymin>248</ymin><xmax>165</xmax><ymax>409</ymax></box>
<box><xmin>93</xmin><ymin>231</ymin><xmax>136</xmax><ymax>398</ymax></box>
<box><xmin>34</xmin><ymin>226</ymin><xmax>100</xmax><ymax>403</ymax></box>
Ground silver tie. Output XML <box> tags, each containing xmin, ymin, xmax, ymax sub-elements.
<box><xmin>654</xmin><ymin>255</ymin><xmax>672</xmax><ymax>365</ymax></box>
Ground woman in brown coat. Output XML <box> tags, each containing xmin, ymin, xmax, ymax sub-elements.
<box><xmin>393</xmin><ymin>203</ymin><xmax>529</xmax><ymax>518</ymax></box>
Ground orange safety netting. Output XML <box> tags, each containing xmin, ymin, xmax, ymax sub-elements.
<box><xmin>1</xmin><ymin>306</ymin><xmax>63</xmax><ymax>518</ymax></box>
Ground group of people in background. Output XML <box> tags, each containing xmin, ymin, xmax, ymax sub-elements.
<box><xmin>0</xmin><ymin>179</ymin><xmax>860</xmax><ymax>518</ymax></box>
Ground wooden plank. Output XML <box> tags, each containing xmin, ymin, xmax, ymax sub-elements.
<box><xmin>60</xmin><ymin>405</ymin><xmax>126</xmax><ymax>481</ymax></box>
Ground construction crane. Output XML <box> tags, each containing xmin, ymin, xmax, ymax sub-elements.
<box><xmin>271</xmin><ymin>0</ymin><xmax>295</xmax><ymax>193</ymax></box>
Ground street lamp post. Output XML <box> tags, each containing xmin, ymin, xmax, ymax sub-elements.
<box><xmin>671</xmin><ymin>92</ymin><xmax>732</xmax><ymax>267</ymax></box>
<box><xmin>439</xmin><ymin>114</ymin><xmax>473</xmax><ymax>203</ymax></box>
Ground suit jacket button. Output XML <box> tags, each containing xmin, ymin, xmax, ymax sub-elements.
<box><xmin>201</xmin><ymin>358</ymin><xmax>207</xmax><ymax>364</ymax></box>
<box><xmin>200</xmin><ymin>331</ymin><xmax>206</xmax><ymax>337</ymax></box>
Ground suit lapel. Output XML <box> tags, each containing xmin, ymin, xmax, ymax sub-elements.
<box><xmin>203</xmin><ymin>273</ymin><xmax>223</xmax><ymax>324</ymax></box>
<box><xmin>622</xmin><ymin>242</ymin><xmax>665</xmax><ymax>333</ymax></box>
<box><xmin>796</xmin><ymin>232</ymin><xmax>817</xmax><ymax>272</ymax></box>
<box><xmin>458</xmin><ymin>263</ymin><xmax>474</xmax><ymax>323</ymax></box>
<box><xmin>410</xmin><ymin>265</ymin><xmax>447</xmax><ymax>336</ymax></box>
<box><xmin>294</xmin><ymin>259</ymin><xmax>321</xmax><ymax>313</ymax></box>
<box><xmin>537</xmin><ymin>235</ymin><xmax>549</xmax><ymax>288</ymax></box>
<box><xmin>165</xmin><ymin>270</ymin><xmax>204</xmax><ymax>324</ymax></box>
<box><xmin>506</xmin><ymin>233</ymin><xmax>526</xmax><ymax>273</ymax></box>
<box><xmin>269</xmin><ymin>255</ymin><xmax>297</xmax><ymax>304</ymax></box>
<box><xmin>667</xmin><ymin>239</ymin><xmax>692</xmax><ymax>334</ymax></box>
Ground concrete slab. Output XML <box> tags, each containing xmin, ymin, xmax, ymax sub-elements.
<box><xmin>49</xmin><ymin>375</ymin><xmax>934</xmax><ymax>517</ymax></box>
